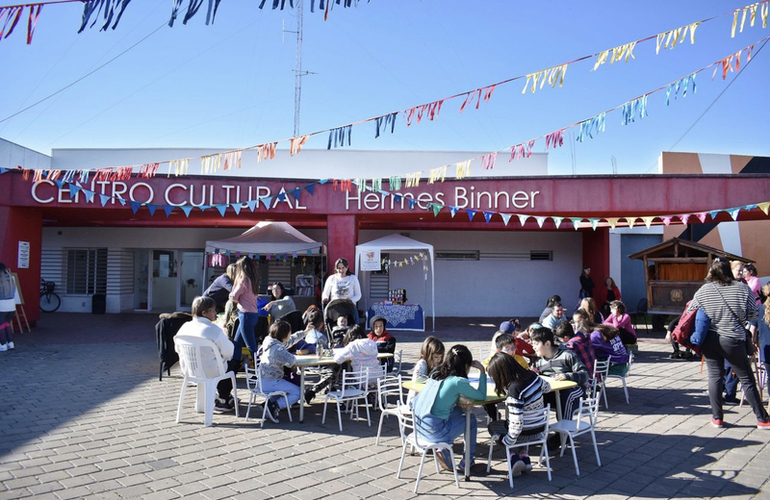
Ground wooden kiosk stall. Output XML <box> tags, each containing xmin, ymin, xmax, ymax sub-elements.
<box><xmin>628</xmin><ymin>238</ymin><xmax>752</xmax><ymax>325</ymax></box>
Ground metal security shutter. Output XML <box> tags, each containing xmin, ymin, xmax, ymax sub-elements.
<box><xmin>369</xmin><ymin>273</ymin><xmax>389</xmax><ymax>302</ymax></box>
<box><xmin>65</xmin><ymin>248</ymin><xmax>107</xmax><ymax>295</ymax></box>
<box><xmin>268</xmin><ymin>261</ymin><xmax>292</xmax><ymax>290</ymax></box>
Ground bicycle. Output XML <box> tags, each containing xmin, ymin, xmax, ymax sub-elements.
<box><xmin>40</xmin><ymin>279</ymin><xmax>61</xmax><ymax>313</ymax></box>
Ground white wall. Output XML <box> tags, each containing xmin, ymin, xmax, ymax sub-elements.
<box><xmin>358</xmin><ymin>230</ymin><xmax>582</xmax><ymax>318</ymax></box>
<box><xmin>0</xmin><ymin>138</ymin><xmax>50</xmax><ymax>170</ymax></box>
<box><xmin>43</xmin><ymin>225</ymin><xmax>581</xmax><ymax>318</ymax></box>
<box><xmin>50</xmin><ymin>148</ymin><xmax>548</xmax><ymax>179</ymax></box>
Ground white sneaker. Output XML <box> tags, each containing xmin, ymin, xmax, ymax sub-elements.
<box><xmin>6</xmin><ymin>341</ymin><xmax>14</xmax><ymax>349</ymax></box>
<box><xmin>0</xmin><ymin>344</ymin><xmax>7</xmax><ymax>352</ymax></box>
<box><xmin>511</xmin><ymin>460</ymin><xmax>527</xmax><ymax>478</ymax></box>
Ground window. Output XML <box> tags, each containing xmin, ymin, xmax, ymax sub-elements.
<box><xmin>435</xmin><ymin>250</ymin><xmax>480</xmax><ymax>261</ymax></box>
<box><xmin>530</xmin><ymin>251</ymin><xmax>553</xmax><ymax>261</ymax></box>
<box><xmin>66</xmin><ymin>249</ymin><xmax>107</xmax><ymax>295</ymax></box>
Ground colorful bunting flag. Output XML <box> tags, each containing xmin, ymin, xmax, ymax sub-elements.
<box><xmin>522</xmin><ymin>64</ymin><xmax>568</xmax><ymax>94</ymax></box>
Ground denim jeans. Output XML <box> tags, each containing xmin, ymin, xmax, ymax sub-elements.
<box><xmin>416</xmin><ymin>406</ymin><xmax>477</xmax><ymax>458</ymax></box>
<box><xmin>260</xmin><ymin>378</ymin><xmax>301</xmax><ymax>409</ymax></box>
<box><xmin>702</xmin><ymin>333</ymin><xmax>769</xmax><ymax>422</ymax></box>
<box><xmin>723</xmin><ymin>360</ymin><xmax>739</xmax><ymax>398</ymax></box>
<box><xmin>232</xmin><ymin>311</ymin><xmax>259</xmax><ymax>362</ymax></box>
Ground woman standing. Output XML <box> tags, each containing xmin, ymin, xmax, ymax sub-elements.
<box><xmin>692</xmin><ymin>259</ymin><xmax>769</xmax><ymax>429</ymax></box>
<box><xmin>229</xmin><ymin>257</ymin><xmax>260</xmax><ymax>365</ymax></box>
<box><xmin>0</xmin><ymin>263</ymin><xmax>17</xmax><ymax>351</ymax></box>
<box><xmin>579</xmin><ymin>266</ymin><xmax>594</xmax><ymax>299</ymax></box>
<box><xmin>322</xmin><ymin>258</ymin><xmax>362</xmax><ymax>325</ymax></box>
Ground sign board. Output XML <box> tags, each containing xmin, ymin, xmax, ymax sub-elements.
<box><xmin>17</xmin><ymin>241</ymin><xmax>30</xmax><ymax>269</ymax></box>
<box><xmin>360</xmin><ymin>249</ymin><xmax>382</xmax><ymax>272</ymax></box>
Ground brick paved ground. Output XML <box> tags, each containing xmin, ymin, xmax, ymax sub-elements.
<box><xmin>1</xmin><ymin>313</ymin><xmax>769</xmax><ymax>499</ymax></box>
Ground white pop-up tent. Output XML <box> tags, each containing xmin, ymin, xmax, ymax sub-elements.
<box><xmin>354</xmin><ymin>234</ymin><xmax>435</xmax><ymax>331</ymax></box>
<box><xmin>205</xmin><ymin>221</ymin><xmax>323</xmax><ymax>255</ymax></box>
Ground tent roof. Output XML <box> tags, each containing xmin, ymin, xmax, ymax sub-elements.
<box><xmin>205</xmin><ymin>221</ymin><xmax>322</xmax><ymax>255</ymax></box>
<box><xmin>355</xmin><ymin>233</ymin><xmax>433</xmax><ymax>252</ymax></box>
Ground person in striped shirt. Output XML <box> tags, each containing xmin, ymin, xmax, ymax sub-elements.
<box><xmin>486</xmin><ymin>352</ymin><xmax>551</xmax><ymax>475</ymax></box>
<box><xmin>691</xmin><ymin>258</ymin><xmax>769</xmax><ymax>430</ymax></box>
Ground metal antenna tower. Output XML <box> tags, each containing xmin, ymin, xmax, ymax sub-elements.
<box><xmin>611</xmin><ymin>155</ymin><xmax>618</xmax><ymax>174</ymax></box>
<box><xmin>283</xmin><ymin>0</ymin><xmax>315</xmax><ymax>137</ymax></box>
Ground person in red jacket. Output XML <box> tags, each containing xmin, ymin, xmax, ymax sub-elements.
<box><xmin>597</xmin><ymin>277</ymin><xmax>622</xmax><ymax>318</ymax></box>
<box><xmin>367</xmin><ymin>315</ymin><xmax>396</xmax><ymax>372</ymax></box>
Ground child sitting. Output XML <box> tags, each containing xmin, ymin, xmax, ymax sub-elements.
<box><xmin>330</xmin><ymin>315</ymin><xmax>350</xmax><ymax>348</ymax></box>
<box><xmin>602</xmin><ymin>300</ymin><xmax>638</xmax><ymax>349</ymax></box>
<box><xmin>258</xmin><ymin>319</ymin><xmax>308</xmax><ymax>423</ymax></box>
<box><xmin>530</xmin><ymin>326</ymin><xmax>587</xmax><ymax>420</ymax></box>
<box><xmin>407</xmin><ymin>336</ymin><xmax>445</xmax><ymax>403</ymax></box>
<box><xmin>334</xmin><ymin>325</ymin><xmax>382</xmax><ymax>387</ymax></box>
<box><xmin>481</xmin><ymin>333</ymin><xmax>530</xmax><ymax>419</ymax></box>
<box><xmin>412</xmin><ymin>344</ymin><xmax>487</xmax><ymax>473</ymax></box>
<box><xmin>367</xmin><ymin>315</ymin><xmax>397</xmax><ymax>372</ymax></box>
<box><xmin>291</xmin><ymin>310</ymin><xmax>328</xmax><ymax>355</ymax></box>
<box><xmin>486</xmin><ymin>352</ymin><xmax>551</xmax><ymax>476</ymax></box>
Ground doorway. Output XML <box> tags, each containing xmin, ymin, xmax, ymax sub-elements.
<box><xmin>180</xmin><ymin>251</ymin><xmax>204</xmax><ymax>308</ymax></box>
<box><xmin>151</xmin><ymin>250</ymin><xmax>178</xmax><ymax>312</ymax></box>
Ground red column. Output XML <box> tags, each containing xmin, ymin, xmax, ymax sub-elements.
<box><xmin>327</xmin><ymin>214</ymin><xmax>358</xmax><ymax>272</ymax></box>
<box><xmin>0</xmin><ymin>207</ymin><xmax>43</xmax><ymax>326</ymax></box>
<box><xmin>581</xmin><ymin>229</ymin><xmax>610</xmax><ymax>289</ymax></box>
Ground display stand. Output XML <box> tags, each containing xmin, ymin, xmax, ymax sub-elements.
<box><xmin>11</xmin><ymin>272</ymin><xmax>31</xmax><ymax>333</ymax></box>
<box><xmin>366</xmin><ymin>302</ymin><xmax>425</xmax><ymax>332</ymax></box>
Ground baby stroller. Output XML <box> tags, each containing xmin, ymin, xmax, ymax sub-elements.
<box><xmin>324</xmin><ymin>299</ymin><xmax>357</xmax><ymax>348</ymax></box>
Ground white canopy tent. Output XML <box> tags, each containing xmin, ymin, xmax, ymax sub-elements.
<box><xmin>205</xmin><ymin>221</ymin><xmax>323</xmax><ymax>255</ymax></box>
<box><xmin>354</xmin><ymin>234</ymin><xmax>435</xmax><ymax>331</ymax></box>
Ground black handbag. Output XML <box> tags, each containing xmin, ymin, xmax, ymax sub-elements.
<box><xmin>711</xmin><ymin>283</ymin><xmax>755</xmax><ymax>356</ymax></box>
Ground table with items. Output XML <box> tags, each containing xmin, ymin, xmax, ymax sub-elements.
<box><xmin>366</xmin><ymin>302</ymin><xmax>424</xmax><ymax>331</ymax></box>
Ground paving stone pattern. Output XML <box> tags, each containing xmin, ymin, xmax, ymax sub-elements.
<box><xmin>1</xmin><ymin>313</ymin><xmax>769</xmax><ymax>499</ymax></box>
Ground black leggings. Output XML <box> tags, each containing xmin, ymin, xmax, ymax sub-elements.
<box><xmin>702</xmin><ymin>333</ymin><xmax>769</xmax><ymax>422</ymax></box>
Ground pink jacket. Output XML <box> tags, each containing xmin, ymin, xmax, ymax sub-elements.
<box><xmin>603</xmin><ymin>313</ymin><xmax>636</xmax><ymax>339</ymax></box>
<box><xmin>229</xmin><ymin>277</ymin><xmax>259</xmax><ymax>313</ymax></box>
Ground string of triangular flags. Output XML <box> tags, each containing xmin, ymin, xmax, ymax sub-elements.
<box><xmin>0</xmin><ymin>0</ymin><xmax>377</xmax><ymax>45</ymax></box>
<box><xmin>4</xmin><ymin>2</ymin><xmax>768</xmax><ymax>190</ymax></box>
<box><xmin>3</xmin><ymin>36</ymin><xmax>763</xmax><ymax>195</ymax></box>
<box><xmin>353</xmin><ymin>181</ymin><xmax>770</xmax><ymax>230</ymax></box>
<box><xmin>207</xmin><ymin>247</ymin><xmax>320</xmax><ymax>264</ymax></box>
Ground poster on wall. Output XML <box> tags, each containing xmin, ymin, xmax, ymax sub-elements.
<box><xmin>18</xmin><ymin>241</ymin><xmax>30</xmax><ymax>269</ymax></box>
<box><xmin>360</xmin><ymin>249</ymin><xmax>382</xmax><ymax>272</ymax></box>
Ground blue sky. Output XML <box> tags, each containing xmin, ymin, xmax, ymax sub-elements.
<box><xmin>1</xmin><ymin>0</ymin><xmax>768</xmax><ymax>175</ymax></box>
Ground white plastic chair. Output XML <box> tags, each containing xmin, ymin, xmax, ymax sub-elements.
<box><xmin>390</xmin><ymin>349</ymin><xmax>403</xmax><ymax>376</ymax></box>
<box><xmin>607</xmin><ymin>352</ymin><xmax>633</xmax><ymax>405</ymax></box>
<box><xmin>550</xmin><ymin>395</ymin><xmax>602</xmax><ymax>475</ymax></box>
<box><xmin>375</xmin><ymin>374</ymin><xmax>408</xmax><ymax>445</ymax></box>
<box><xmin>486</xmin><ymin>404</ymin><xmax>552</xmax><ymax>487</ymax></box>
<box><xmin>593</xmin><ymin>358</ymin><xmax>611</xmax><ymax>409</ymax></box>
<box><xmin>244</xmin><ymin>364</ymin><xmax>293</xmax><ymax>427</ymax></box>
<box><xmin>174</xmin><ymin>334</ymin><xmax>239</xmax><ymax>427</ymax></box>
<box><xmin>396</xmin><ymin>409</ymin><xmax>460</xmax><ymax>493</ymax></box>
<box><xmin>322</xmin><ymin>368</ymin><xmax>372</xmax><ymax>431</ymax></box>
<box><xmin>607</xmin><ymin>351</ymin><xmax>634</xmax><ymax>405</ymax></box>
